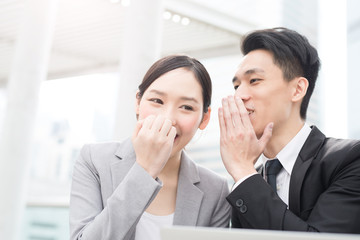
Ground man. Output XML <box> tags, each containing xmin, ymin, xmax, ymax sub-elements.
<box><xmin>218</xmin><ymin>27</ymin><xmax>360</xmax><ymax>233</ymax></box>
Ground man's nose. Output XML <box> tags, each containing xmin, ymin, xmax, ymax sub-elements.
<box><xmin>235</xmin><ymin>84</ymin><xmax>251</xmax><ymax>101</ymax></box>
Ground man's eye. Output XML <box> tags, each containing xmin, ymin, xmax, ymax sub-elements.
<box><xmin>250</xmin><ymin>79</ymin><xmax>260</xmax><ymax>84</ymax></box>
<box><xmin>150</xmin><ymin>98</ymin><xmax>163</xmax><ymax>104</ymax></box>
<box><xmin>181</xmin><ymin>105</ymin><xmax>194</xmax><ymax>111</ymax></box>
<box><xmin>234</xmin><ymin>85</ymin><xmax>239</xmax><ymax>90</ymax></box>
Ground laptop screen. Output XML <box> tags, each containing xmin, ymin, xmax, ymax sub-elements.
<box><xmin>161</xmin><ymin>226</ymin><xmax>360</xmax><ymax>240</ymax></box>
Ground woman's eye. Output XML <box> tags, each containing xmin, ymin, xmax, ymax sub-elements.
<box><xmin>181</xmin><ymin>105</ymin><xmax>194</xmax><ymax>111</ymax></box>
<box><xmin>234</xmin><ymin>85</ymin><xmax>239</xmax><ymax>90</ymax></box>
<box><xmin>150</xmin><ymin>98</ymin><xmax>163</xmax><ymax>104</ymax></box>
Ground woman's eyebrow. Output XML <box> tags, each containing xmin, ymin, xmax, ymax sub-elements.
<box><xmin>148</xmin><ymin>89</ymin><xmax>166</xmax><ymax>96</ymax></box>
<box><xmin>149</xmin><ymin>89</ymin><xmax>199</xmax><ymax>104</ymax></box>
<box><xmin>180</xmin><ymin>96</ymin><xmax>199</xmax><ymax>104</ymax></box>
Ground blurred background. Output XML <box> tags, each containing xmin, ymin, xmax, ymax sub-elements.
<box><xmin>0</xmin><ymin>0</ymin><xmax>359</xmax><ymax>239</ymax></box>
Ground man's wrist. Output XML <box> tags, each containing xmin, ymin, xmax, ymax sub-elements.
<box><xmin>232</xmin><ymin>172</ymin><xmax>258</xmax><ymax>191</ymax></box>
<box><xmin>231</xmin><ymin>167</ymin><xmax>257</xmax><ymax>182</ymax></box>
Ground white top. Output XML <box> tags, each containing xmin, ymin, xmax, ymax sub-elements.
<box><xmin>232</xmin><ymin>124</ymin><xmax>312</xmax><ymax>206</ymax></box>
<box><xmin>135</xmin><ymin>211</ymin><xmax>174</xmax><ymax>240</ymax></box>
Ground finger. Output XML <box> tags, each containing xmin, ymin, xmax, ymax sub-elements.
<box><xmin>142</xmin><ymin>115</ymin><xmax>156</xmax><ymax>130</ymax></box>
<box><xmin>218</xmin><ymin>107</ymin><xmax>226</xmax><ymax>139</ymax></box>
<box><xmin>159</xmin><ymin>118</ymin><xmax>173</xmax><ymax>136</ymax></box>
<box><xmin>259</xmin><ymin>122</ymin><xmax>273</xmax><ymax>151</ymax></box>
<box><xmin>168</xmin><ymin>126</ymin><xmax>177</xmax><ymax>140</ymax></box>
<box><xmin>235</xmin><ymin>96</ymin><xmax>253</xmax><ymax>131</ymax></box>
<box><xmin>221</xmin><ymin>97</ymin><xmax>235</xmax><ymax>135</ymax></box>
<box><xmin>228</xmin><ymin>95</ymin><xmax>242</xmax><ymax>128</ymax></box>
<box><xmin>132</xmin><ymin>119</ymin><xmax>144</xmax><ymax>139</ymax></box>
<box><xmin>150</xmin><ymin>115</ymin><xmax>165</xmax><ymax>133</ymax></box>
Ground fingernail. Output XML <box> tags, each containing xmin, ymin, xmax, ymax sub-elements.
<box><xmin>269</xmin><ymin>122</ymin><xmax>274</xmax><ymax>130</ymax></box>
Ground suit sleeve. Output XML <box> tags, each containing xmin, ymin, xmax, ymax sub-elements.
<box><xmin>69</xmin><ymin>144</ymin><xmax>162</xmax><ymax>240</ymax></box>
<box><xmin>209</xmin><ymin>177</ymin><xmax>231</xmax><ymax>227</ymax></box>
<box><xmin>227</xmin><ymin>144</ymin><xmax>360</xmax><ymax>233</ymax></box>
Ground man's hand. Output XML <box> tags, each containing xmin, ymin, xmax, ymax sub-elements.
<box><xmin>132</xmin><ymin>115</ymin><xmax>177</xmax><ymax>178</ymax></box>
<box><xmin>218</xmin><ymin>96</ymin><xmax>273</xmax><ymax>182</ymax></box>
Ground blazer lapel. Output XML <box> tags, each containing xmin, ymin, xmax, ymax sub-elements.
<box><xmin>173</xmin><ymin>151</ymin><xmax>203</xmax><ymax>226</ymax></box>
<box><xmin>289</xmin><ymin>126</ymin><xmax>325</xmax><ymax>215</ymax></box>
<box><xmin>111</xmin><ymin>138</ymin><xmax>137</xmax><ymax>191</ymax></box>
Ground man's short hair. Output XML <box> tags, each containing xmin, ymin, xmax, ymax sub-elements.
<box><xmin>241</xmin><ymin>27</ymin><xmax>321</xmax><ymax>119</ymax></box>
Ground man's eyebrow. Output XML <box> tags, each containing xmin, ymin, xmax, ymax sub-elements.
<box><xmin>244</xmin><ymin>68</ymin><xmax>265</xmax><ymax>75</ymax></box>
<box><xmin>232</xmin><ymin>68</ymin><xmax>265</xmax><ymax>83</ymax></box>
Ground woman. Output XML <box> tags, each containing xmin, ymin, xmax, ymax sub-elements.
<box><xmin>69</xmin><ymin>55</ymin><xmax>230</xmax><ymax>240</ymax></box>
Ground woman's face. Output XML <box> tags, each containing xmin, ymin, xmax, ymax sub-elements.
<box><xmin>136</xmin><ymin>67</ymin><xmax>210</xmax><ymax>157</ymax></box>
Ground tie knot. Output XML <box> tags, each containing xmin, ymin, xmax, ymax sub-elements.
<box><xmin>265</xmin><ymin>159</ymin><xmax>282</xmax><ymax>176</ymax></box>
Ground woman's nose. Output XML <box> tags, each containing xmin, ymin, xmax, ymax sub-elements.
<box><xmin>163</xmin><ymin>108</ymin><xmax>177</xmax><ymax>126</ymax></box>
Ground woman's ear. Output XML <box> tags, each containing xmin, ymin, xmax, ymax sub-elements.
<box><xmin>135</xmin><ymin>91</ymin><xmax>141</xmax><ymax>116</ymax></box>
<box><xmin>292</xmin><ymin>77</ymin><xmax>309</xmax><ymax>102</ymax></box>
<box><xmin>199</xmin><ymin>107</ymin><xmax>211</xmax><ymax>130</ymax></box>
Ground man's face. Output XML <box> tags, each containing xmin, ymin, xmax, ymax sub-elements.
<box><xmin>233</xmin><ymin>49</ymin><xmax>295</xmax><ymax>138</ymax></box>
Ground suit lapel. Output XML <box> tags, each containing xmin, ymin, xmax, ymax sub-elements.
<box><xmin>110</xmin><ymin>142</ymin><xmax>204</xmax><ymax>225</ymax></box>
<box><xmin>289</xmin><ymin>126</ymin><xmax>325</xmax><ymax>215</ymax></box>
<box><xmin>173</xmin><ymin>151</ymin><xmax>203</xmax><ymax>226</ymax></box>
<box><xmin>111</xmin><ymin>138</ymin><xmax>136</xmax><ymax>191</ymax></box>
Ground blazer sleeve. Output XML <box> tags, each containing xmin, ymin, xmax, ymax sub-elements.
<box><xmin>209</xmin><ymin>177</ymin><xmax>231</xmax><ymax>227</ymax></box>
<box><xmin>69</xmin><ymin>144</ymin><xmax>162</xmax><ymax>240</ymax></box>
<box><xmin>227</xmin><ymin>145</ymin><xmax>360</xmax><ymax>233</ymax></box>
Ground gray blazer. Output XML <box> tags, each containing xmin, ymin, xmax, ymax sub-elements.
<box><xmin>70</xmin><ymin>139</ymin><xmax>230</xmax><ymax>240</ymax></box>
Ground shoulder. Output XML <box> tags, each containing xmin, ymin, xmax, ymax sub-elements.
<box><xmin>308</xmin><ymin>126</ymin><xmax>360</xmax><ymax>161</ymax></box>
<box><xmin>80</xmin><ymin>141</ymin><xmax>121</xmax><ymax>161</ymax></box>
<box><xmin>197</xmin><ymin>163</ymin><xmax>228</xmax><ymax>187</ymax></box>
<box><xmin>181</xmin><ymin>151</ymin><xmax>228</xmax><ymax>191</ymax></box>
<box><xmin>77</xmin><ymin>139</ymin><xmax>131</xmax><ymax>170</ymax></box>
<box><xmin>321</xmin><ymin>137</ymin><xmax>360</xmax><ymax>161</ymax></box>
<box><xmin>313</xmin><ymin>133</ymin><xmax>360</xmax><ymax>177</ymax></box>
<box><xmin>323</xmin><ymin>137</ymin><xmax>360</xmax><ymax>152</ymax></box>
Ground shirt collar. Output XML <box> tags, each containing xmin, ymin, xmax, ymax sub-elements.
<box><xmin>262</xmin><ymin>123</ymin><xmax>312</xmax><ymax>175</ymax></box>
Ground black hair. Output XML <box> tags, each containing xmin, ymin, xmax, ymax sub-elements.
<box><xmin>138</xmin><ymin>55</ymin><xmax>212</xmax><ymax>113</ymax></box>
<box><xmin>241</xmin><ymin>27</ymin><xmax>321</xmax><ymax>119</ymax></box>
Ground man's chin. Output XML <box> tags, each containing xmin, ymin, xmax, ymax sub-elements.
<box><xmin>254</xmin><ymin>127</ymin><xmax>264</xmax><ymax>139</ymax></box>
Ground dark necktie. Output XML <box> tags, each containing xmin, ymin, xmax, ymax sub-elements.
<box><xmin>265</xmin><ymin>159</ymin><xmax>283</xmax><ymax>193</ymax></box>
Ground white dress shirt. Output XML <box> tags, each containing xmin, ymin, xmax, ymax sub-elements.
<box><xmin>261</xmin><ymin>123</ymin><xmax>311</xmax><ymax>205</ymax></box>
<box><xmin>232</xmin><ymin>123</ymin><xmax>312</xmax><ymax>206</ymax></box>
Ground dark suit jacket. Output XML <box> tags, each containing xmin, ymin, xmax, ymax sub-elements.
<box><xmin>227</xmin><ymin>126</ymin><xmax>360</xmax><ymax>233</ymax></box>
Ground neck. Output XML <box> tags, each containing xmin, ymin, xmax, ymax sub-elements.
<box><xmin>264</xmin><ymin>117</ymin><xmax>305</xmax><ymax>158</ymax></box>
<box><xmin>158</xmin><ymin>151</ymin><xmax>181</xmax><ymax>180</ymax></box>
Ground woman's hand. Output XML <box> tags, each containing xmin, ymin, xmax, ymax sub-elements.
<box><xmin>132</xmin><ymin>115</ymin><xmax>177</xmax><ymax>178</ymax></box>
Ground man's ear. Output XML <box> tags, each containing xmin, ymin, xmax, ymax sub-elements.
<box><xmin>199</xmin><ymin>107</ymin><xmax>211</xmax><ymax>130</ymax></box>
<box><xmin>135</xmin><ymin>91</ymin><xmax>141</xmax><ymax>116</ymax></box>
<box><xmin>292</xmin><ymin>77</ymin><xmax>308</xmax><ymax>102</ymax></box>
